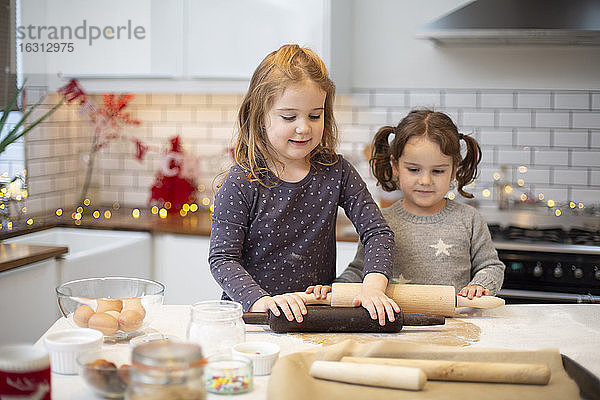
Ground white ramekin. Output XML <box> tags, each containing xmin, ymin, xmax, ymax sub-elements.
<box><xmin>43</xmin><ymin>328</ymin><xmax>103</xmax><ymax>375</ymax></box>
<box><xmin>232</xmin><ymin>341</ymin><xmax>280</xmax><ymax>376</ymax></box>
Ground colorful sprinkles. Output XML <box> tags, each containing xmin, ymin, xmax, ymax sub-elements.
<box><xmin>206</xmin><ymin>374</ymin><xmax>252</xmax><ymax>394</ymax></box>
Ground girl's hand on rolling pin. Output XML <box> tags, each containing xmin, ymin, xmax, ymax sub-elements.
<box><xmin>458</xmin><ymin>285</ymin><xmax>490</xmax><ymax>300</ymax></box>
<box><xmin>305</xmin><ymin>285</ymin><xmax>331</xmax><ymax>299</ymax></box>
<box><xmin>353</xmin><ymin>273</ymin><xmax>400</xmax><ymax>326</ymax></box>
<box><xmin>249</xmin><ymin>294</ymin><xmax>307</xmax><ymax>323</ymax></box>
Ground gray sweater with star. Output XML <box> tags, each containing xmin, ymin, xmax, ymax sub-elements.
<box><xmin>337</xmin><ymin>200</ymin><xmax>505</xmax><ymax>295</ymax></box>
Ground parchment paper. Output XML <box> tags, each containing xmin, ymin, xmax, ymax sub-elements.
<box><xmin>267</xmin><ymin>339</ymin><xmax>581</xmax><ymax>400</ymax></box>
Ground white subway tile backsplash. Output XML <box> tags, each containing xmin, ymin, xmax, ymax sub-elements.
<box><xmin>463</xmin><ymin>111</ymin><xmax>495</xmax><ymax>127</ymax></box>
<box><xmin>553</xmin><ymin>131</ymin><xmax>588</xmax><ymax>148</ymax></box>
<box><xmin>20</xmin><ymin>87</ymin><xmax>600</xmax><ymax>215</ymax></box>
<box><xmin>592</xmin><ymin>131</ymin><xmax>600</xmax><ymax>148</ymax></box>
<box><xmin>356</xmin><ymin>109</ymin><xmax>388</xmax><ymax>125</ymax></box>
<box><xmin>108</xmin><ymin>174</ymin><xmax>135</xmax><ymax>187</ymax></box>
<box><xmin>516</xmin><ymin>130</ymin><xmax>550</xmax><ymax>147</ymax></box>
<box><xmin>497</xmin><ymin>149</ymin><xmax>530</xmax><ymax>165</ymax></box>
<box><xmin>389</xmin><ymin>108</ymin><xmax>413</xmax><ymax>124</ymax></box>
<box><xmin>209</xmin><ymin>94</ymin><xmax>243</xmax><ymax>106</ymax></box>
<box><xmin>570</xmin><ymin>189</ymin><xmax>600</xmax><ymax>203</ymax></box>
<box><xmin>593</xmin><ymin>93</ymin><xmax>600</xmax><ymax>110</ymax></box>
<box><xmin>409</xmin><ymin>92</ymin><xmax>441</xmax><ymax>108</ymax></box>
<box><xmin>195</xmin><ymin>109</ymin><xmax>223</xmax><ymax>123</ymax></box>
<box><xmin>339</xmin><ymin>126</ymin><xmax>371</xmax><ymax>143</ymax></box>
<box><xmin>481</xmin><ymin>92</ymin><xmax>513</xmax><ymax>108</ymax></box>
<box><xmin>335</xmin><ymin>110</ymin><xmax>354</xmax><ymax>125</ymax></box>
<box><xmin>179</xmin><ymin>94</ymin><xmax>210</xmax><ymax>105</ymax></box>
<box><xmin>554</xmin><ymin>93</ymin><xmax>589</xmax><ymax>110</ymax></box>
<box><xmin>533</xmin><ymin>150</ymin><xmax>569</xmax><ymax>166</ymax></box>
<box><xmin>571</xmin><ymin>151</ymin><xmax>600</xmax><ymax>167</ymax></box>
<box><xmin>573</xmin><ymin>112</ymin><xmax>600</xmax><ymax>129</ymax></box>
<box><xmin>517</xmin><ymin>92</ymin><xmax>551</xmax><ymax>109</ymax></box>
<box><xmin>553</xmin><ymin>169</ymin><xmax>588</xmax><ymax>185</ymax></box>
<box><xmin>374</xmin><ymin>93</ymin><xmax>406</xmax><ymax>107</ymax></box>
<box><xmin>150</xmin><ymin>94</ymin><xmax>178</xmax><ymax>105</ymax></box>
<box><xmin>533</xmin><ymin>186</ymin><xmax>568</xmax><ymax>202</ymax></box>
<box><xmin>165</xmin><ymin>108</ymin><xmax>194</xmax><ymax>122</ymax></box>
<box><xmin>498</xmin><ymin>111</ymin><xmax>531</xmax><ymax>128</ymax></box>
<box><xmin>591</xmin><ymin>170</ymin><xmax>600</xmax><ymax>185</ymax></box>
<box><xmin>535</xmin><ymin>112</ymin><xmax>570</xmax><ymax>129</ymax></box>
<box><xmin>445</xmin><ymin>92</ymin><xmax>477</xmax><ymax>108</ymax></box>
<box><xmin>480</xmin><ymin>129</ymin><xmax>513</xmax><ymax>146</ymax></box>
<box><xmin>518</xmin><ymin>168</ymin><xmax>550</xmax><ymax>184</ymax></box>
<box><xmin>336</xmin><ymin>93</ymin><xmax>370</xmax><ymax>107</ymax></box>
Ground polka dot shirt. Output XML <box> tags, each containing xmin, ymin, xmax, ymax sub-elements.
<box><xmin>208</xmin><ymin>155</ymin><xmax>394</xmax><ymax>311</ymax></box>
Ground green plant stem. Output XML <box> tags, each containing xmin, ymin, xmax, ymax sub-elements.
<box><xmin>78</xmin><ymin>135</ymin><xmax>98</xmax><ymax>207</ymax></box>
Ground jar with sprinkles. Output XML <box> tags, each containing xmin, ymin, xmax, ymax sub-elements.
<box><xmin>204</xmin><ymin>354</ymin><xmax>253</xmax><ymax>395</ymax></box>
<box><xmin>125</xmin><ymin>341</ymin><xmax>206</xmax><ymax>400</ymax></box>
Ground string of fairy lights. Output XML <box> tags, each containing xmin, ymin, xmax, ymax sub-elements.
<box><xmin>0</xmin><ymin>165</ymin><xmax>595</xmax><ymax>232</ymax></box>
<box><xmin>0</xmin><ymin>178</ymin><xmax>216</xmax><ymax>231</ymax></box>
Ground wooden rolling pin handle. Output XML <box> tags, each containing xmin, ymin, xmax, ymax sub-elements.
<box><xmin>310</xmin><ymin>361</ymin><xmax>427</xmax><ymax>391</ymax></box>
<box><xmin>293</xmin><ymin>291</ymin><xmax>332</xmax><ymax>305</ymax></box>
<box><xmin>455</xmin><ymin>295</ymin><xmax>506</xmax><ymax>309</ymax></box>
<box><xmin>341</xmin><ymin>357</ymin><xmax>551</xmax><ymax>385</ymax></box>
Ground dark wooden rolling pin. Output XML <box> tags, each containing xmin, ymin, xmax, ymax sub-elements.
<box><xmin>243</xmin><ymin>306</ymin><xmax>445</xmax><ymax>333</ymax></box>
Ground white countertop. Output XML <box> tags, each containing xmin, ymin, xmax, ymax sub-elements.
<box><xmin>35</xmin><ymin>304</ymin><xmax>600</xmax><ymax>399</ymax></box>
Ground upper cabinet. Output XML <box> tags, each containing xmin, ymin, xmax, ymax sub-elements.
<box><xmin>22</xmin><ymin>0</ymin><xmax>350</xmax><ymax>93</ymax></box>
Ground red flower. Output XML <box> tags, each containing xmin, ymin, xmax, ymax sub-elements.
<box><xmin>57</xmin><ymin>79</ymin><xmax>87</xmax><ymax>104</ymax></box>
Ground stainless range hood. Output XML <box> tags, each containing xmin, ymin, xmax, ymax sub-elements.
<box><xmin>416</xmin><ymin>0</ymin><xmax>600</xmax><ymax>45</ymax></box>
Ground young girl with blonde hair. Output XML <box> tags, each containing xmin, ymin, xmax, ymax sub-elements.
<box><xmin>337</xmin><ymin>109</ymin><xmax>505</xmax><ymax>299</ymax></box>
<box><xmin>209</xmin><ymin>44</ymin><xmax>399</xmax><ymax>325</ymax></box>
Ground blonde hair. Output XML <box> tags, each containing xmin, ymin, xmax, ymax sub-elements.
<box><xmin>234</xmin><ymin>44</ymin><xmax>338</xmax><ymax>186</ymax></box>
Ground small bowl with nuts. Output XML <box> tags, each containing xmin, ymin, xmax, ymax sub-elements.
<box><xmin>77</xmin><ymin>347</ymin><xmax>131</xmax><ymax>398</ymax></box>
<box><xmin>56</xmin><ymin>277</ymin><xmax>165</xmax><ymax>341</ymax></box>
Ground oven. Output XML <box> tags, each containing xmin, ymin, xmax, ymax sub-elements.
<box><xmin>488</xmin><ymin>223</ymin><xmax>600</xmax><ymax>304</ymax></box>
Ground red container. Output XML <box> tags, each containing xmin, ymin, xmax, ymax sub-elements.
<box><xmin>0</xmin><ymin>345</ymin><xmax>51</xmax><ymax>400</ymax></box>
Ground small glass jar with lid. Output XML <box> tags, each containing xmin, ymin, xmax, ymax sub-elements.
<box><xmin>125</xmin><ymin>341</ymin><xmax>206</xmax><ymax>400</ymax></box>
<box><xmin>187</xmin><ymin>300</ymin><xmax>246</xmax><ymax>357</ymax></box>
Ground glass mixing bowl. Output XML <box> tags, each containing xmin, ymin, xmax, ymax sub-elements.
<box><xmin>56</xmin><ymin>277</ymin><xmax>165</xmax><ymax>341</ymax></box>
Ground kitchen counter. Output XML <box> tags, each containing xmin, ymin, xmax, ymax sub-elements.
<box><xmin>35</xmin><ymin>304</ymin><xmax>600</xmax><ymax>399</ymax></box>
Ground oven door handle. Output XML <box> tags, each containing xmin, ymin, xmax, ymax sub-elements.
<box><xmin>498</xmin><ymin>289</ymin><xmax>600</xmax><ymax>304</ymax></box>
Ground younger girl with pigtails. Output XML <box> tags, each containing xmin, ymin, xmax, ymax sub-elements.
<box><xmin>333</xmin><ymin>109</ymin><xmax>505</xmax><ymax>299</ymax></box>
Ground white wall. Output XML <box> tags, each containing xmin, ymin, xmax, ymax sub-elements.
<box><xmin>351</xmin><ymin>0</ymin><xmax>600</xmax><ymax>90</ymax></box>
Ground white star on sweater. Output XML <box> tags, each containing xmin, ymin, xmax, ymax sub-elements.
<box><xmin>430</xmin><ymin>238</ymin><xmax>453</xmax><ymax>256</ymax></box>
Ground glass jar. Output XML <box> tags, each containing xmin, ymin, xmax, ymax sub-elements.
<box><xmin>187</xmin><ymin>300</ymin><xmax>246</xmax><ymax>357</ymax></box>
<box><xmin>125</xmin><ymin>341</ymin><xmax>206</xmax><ymax>400</ymax></box>
<box><xmin>204</xmin><ymin>354</ymin><xmax>253</xmax><ymax>395</ymax></box>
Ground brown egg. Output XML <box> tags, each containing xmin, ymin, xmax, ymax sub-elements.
<box><xmin>73</xmin><ymin>304</ymin><xmax>95</xmax><ymax>328</ymax></box>
<box><xmin>118</xmin><ymin>310</ymin><xmax>144</xmax><ymax>332</ymax></box>
<box><xmin>88</xmin><ymin>312</ymin><xmax>119</xmax><ymax>335</ymax></box>
<box><xmin>105</xmin><ymin>310</ymin><xmax>120</xmax><ymax>320</ymax></box>
<box><xmin>122</xmin><ymin>298</ymin><xmax>146</xmax><ymax>319</ymax></box>
<box><xmin>96</xmin><ymin>298</ymin><xmax>123</xmax><ymax>313</ymax></box>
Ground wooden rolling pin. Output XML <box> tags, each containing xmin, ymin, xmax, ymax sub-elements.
<box><xmin>243</xmin><ymin>306</ymin><xmax>445</xmax><ymax>333</ymax></box>
<box><xmin>293</xmin><ymin>283</ymin><xmax>505</xmax><ymax>316</ymax></box>
<box><xmin>310</xmin><ymin>361</ymin><xmax>427</xmax><ymax>390</ymax></box>
<box><xmin>341</xmin><ymin>356</ymin><xmax>551</xmax><ymax>385</ymax></box>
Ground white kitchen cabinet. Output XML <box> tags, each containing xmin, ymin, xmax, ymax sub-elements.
<box><xmin>0</xmin><ymin>259</ymin><xmax>60</xmax><ymax>345</ymax></box>
<box><xmin>39</xmin><ymin>0</ymin><xmax>352</xmax><ymax>93</ymax></box>
<box><xmin>152</xmin><ymin>234</ymin><xmax>222</xmax><ymax>305</ymax></box>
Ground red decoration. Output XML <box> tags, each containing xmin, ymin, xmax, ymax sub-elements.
<box><xmin>149</xmin><ymin>136</ymin><xmax>197</xmax><ymax>213</ymax></box>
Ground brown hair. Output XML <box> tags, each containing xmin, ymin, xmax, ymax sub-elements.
<box><xmin>371</xmin><ymin>109</ymin><xmax>481</xmax><ymax>198</ymax></box>
<box><xmin>234</xmin><ymin>44</ymin><xmax>338</xmax><ymax>186</ymax></box>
